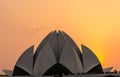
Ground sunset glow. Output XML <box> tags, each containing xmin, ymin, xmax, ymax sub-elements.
<box><xmin>0</xmin><ymin>0</ymin><xmax>120</xmax><ymax>74</ymax></box>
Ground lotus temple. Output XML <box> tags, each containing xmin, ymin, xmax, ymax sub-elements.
<box><xmin>1</xmin><ymin>31</ymin><xmax>120</xmax><ymax>77</ymax></box>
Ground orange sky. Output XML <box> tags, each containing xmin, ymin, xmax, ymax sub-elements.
<box><xmin>0</xmin><ymin>0</ymin><xmax>120</xmax><ymax>74</ymax></box>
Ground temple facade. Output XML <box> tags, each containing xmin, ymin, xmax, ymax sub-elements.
<box><xmin>2</xmin><ymin>31</ymin><xmax>119</xmax><ymax>77</ymax></box>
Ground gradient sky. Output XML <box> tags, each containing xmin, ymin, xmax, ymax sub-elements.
<box><xmin>0</xmin><ymin>0</ymin><xmax>120</xmax><ymax>74</ymax></box>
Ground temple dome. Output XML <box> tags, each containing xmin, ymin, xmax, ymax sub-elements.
<box><xmin>11</xmin><ymin>31</ymin><xmax>103</xmax><ymax>76</ymax></box>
